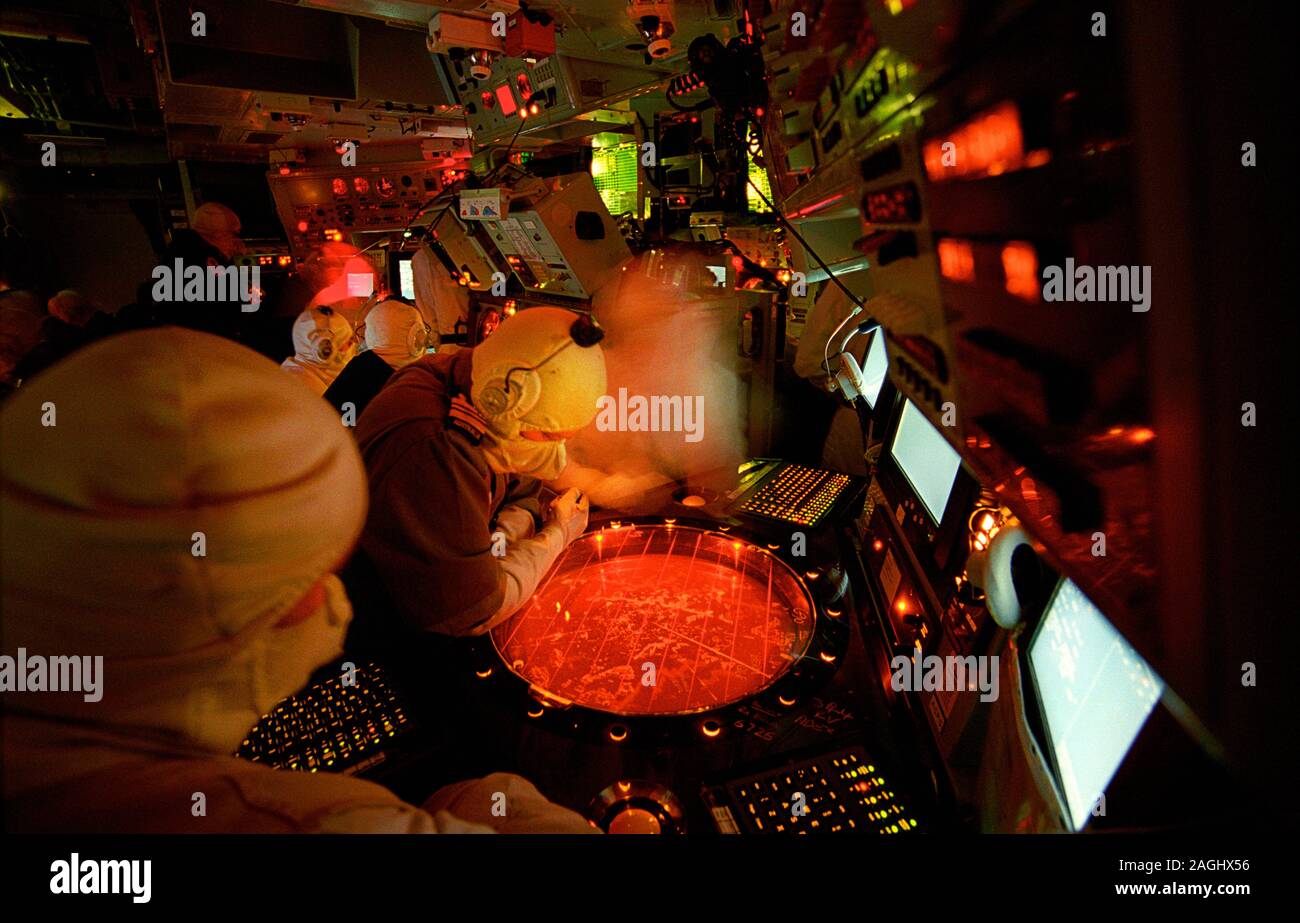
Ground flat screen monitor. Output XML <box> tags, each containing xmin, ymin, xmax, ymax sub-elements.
<box><xmin>888</xmin><ymin>399</ymin><xmax>962</xmax><ymax>523</ymax></box>
<box><xmin>859</xmin><ymin>328</ymin><xmax>888</xmax><ymax>409</ymax></box>
<box><xmin>394</xmin><ymin>254</ymin><xmax>416</xmax><ymax>301</ymax></box>
<box><xmin>1027</xmin><ymin>578</ymin><xmax>1164</xmax><ymax>830</ymax></box>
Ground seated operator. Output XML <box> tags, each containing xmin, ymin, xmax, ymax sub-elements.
<box><xmin>324</xmin><ymin>299</ymin><xmax>433</xmax><ymax>421</ymax></box>
<box><xmin>0</xmin><ymin>328</ymin><xmax>595</xmax><ymax>833</ymax></box>
<box><xmin>280</xmin><ymin>305</ymin><xmax>359</xmax><ymax>397</ymax></box>
<box><xmin>347</xmin><ymin>307</ymin><xmax>605</xmax><ymax>640</ymax></box>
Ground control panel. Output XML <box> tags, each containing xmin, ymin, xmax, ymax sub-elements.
<box><xmin>855</xmin><ymin>127</ymin><xmax>962</xmax><ymax>436</ymax></box>
<box><xmin>703</xmin><ymin>744</ymin><xmax>922</xmax><ymax>835</ymax></box>
<box><xmin>451</xmin><ymin>52</ymin><xmax>665</xmax><ymax>146</ymax></box>
<box><xmin>856</xmin><ymin>478</ymin><xmax>999</xmax><ymax>752</ymax></box>
<box><xmin>480</xmin><ymin>173</ymin><xmax>630</xmax><ymax>300</ymax></box>
<box><xmin>462</xmin><ymin>56</ymin><xmax>575</xmax><ymax>144</ymax></box>
<box><xmin>720</xmin><ymin>224</ymin><xmax>796</xmax><ymax>280</ymax></box>
<box><xmin>268</xmin><ymin>162</ymin><xmax>451</xmax><ymax>257</ymax></box>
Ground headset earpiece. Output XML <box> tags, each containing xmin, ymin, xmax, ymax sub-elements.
<box><xmin>478</xmin><ymin>366</ymin><xmax>541</xmax><ymax>419</ymax></box>
<box><xmin>477</xmin><ymin>383</ymin><xmax>512</xmax><ymax>416</ymax></box>
<box><xmin>473</xmin><ymin>309</ymin><xmax>598</xmax><ymax>423</ymax></box>
<box><xmin>408</xmin><ymin>317</ymin><xmax>431</xmax><ymax>358</ymax></box>
<box><xmin>309</xmin><ymin>308</ymin><xmax>336</xmax><ymax>363</ymax></box>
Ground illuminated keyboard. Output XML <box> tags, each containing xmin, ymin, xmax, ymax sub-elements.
<box><xmin>704</xmin><ymin>746</ymin><xmax>920</xmax><ymax>835</ymax></box>
<box><xmin>737</xmin><ymin>463</ymin><xmax>854</xmax><ymax>527</ymax></box>
<box><xmin>236</xmin><ymin>662</ymin><xmax>413</xmax><ymax>774</ymax></box>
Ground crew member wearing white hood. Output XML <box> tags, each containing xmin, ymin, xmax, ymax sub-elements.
<box><xmin>0</xmin><ymin>329</ymin><xmax>594</xmax><ymax>833</ymax></box>
<box><xmin>350</xmin><ymin>307</ymin><xmax>605</xmax><ymax>637</ymax></box>
<box><xmin>412</xmin><ymin>243</ymin><xmax>469</xmax><ymax>354</ymax></box>
<box><xmin>324</xmin><ymin>299</ymin><xmax>432</xmax><ymax>420</ymax></box>
<box><xmin>281</xmin><ymin>305</ymin><xmax>358</xmax><ymax>396</ymax></box>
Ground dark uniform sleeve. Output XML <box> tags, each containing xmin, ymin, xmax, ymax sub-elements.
<box><xmin>502</xmin><ymin>474</ymin><xmax>544</xmax><ymax>519</ymax></box>
<box><xmin>360</xmin><ymin>424</ymin><xmax>506</xmax><ymax>634</ymax></box>
<box><xmin>324</xmin><ymin>352</ymin><xmax>394</xmax><ymax>422</ymax></box>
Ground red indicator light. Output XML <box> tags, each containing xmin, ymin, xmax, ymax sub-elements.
<box><xmin>296</xmin><ymin>220</ymin><xmax>308</xmax><ymax>233</ymax></box>
<box><xmin>331</xmin><ymin>178</ymin><xmax>347</xmax><ymax>196</ymax></box>
<box><xmin>937</xmin><ymin>238</ymin><xmax>975</xmax><ymax>283</ymax></box>
<box><xmin>923</xmin><ymin>101</ymin><xmax>1025</xmax><ymax>182</ymax></box>
<box><xmin>495</xmin><ymin>84</ymin><xmax>518</xmax><ymax>115</ymax></box>
<box><xmin>278</xmin><ymin>165</ymin><xmax>291</xmax><ymax>176</ymax></box>
<box><xmin>863</xmin><ymin>182</ymin><xmax>921</xmax><ymax>223</ymax></box>
<box><xmin>353</xmin><ymin>177</ymin><xmax>370</xmax><ymax>194</ymax></box>
<box><xmin>1001</xmin><ymin>241</ymin><xmax>1039</xmax><ymax>301</ymax></box>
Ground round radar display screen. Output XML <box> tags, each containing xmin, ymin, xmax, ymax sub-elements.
<box><xmin>491</xmin><ymin>524</ymin><xmax>815</xmax><ymax>716</ymax></box>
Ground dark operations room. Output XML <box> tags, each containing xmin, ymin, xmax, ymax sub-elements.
<box><xmin>0</xmin><ymin>0</ymin><xmax>1293</xmax><ymax>902</ymax></box>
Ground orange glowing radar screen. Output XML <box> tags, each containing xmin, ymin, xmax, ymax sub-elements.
<box><xmin>492</xmin><ymin>526</ymin><xmax>816</xmax><ymax>716</ymax></box>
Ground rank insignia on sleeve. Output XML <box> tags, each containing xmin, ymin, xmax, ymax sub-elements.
<box><xmin>447</xmin><ymin>394</ymin><xmax>490</xmax><ymax>444</ymax></box>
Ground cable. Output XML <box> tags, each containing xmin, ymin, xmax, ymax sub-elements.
<box><xmin>740</xmin><ymin>164</ymin><xmax>884</xmax><ymax>395</ymax></box>
<box><xmin>744</xmin><ymin>169</ymin><xmax>868</xmax><ymax>315</ymax></box>
<box><xmin>399</xmin><ymin>103</ymin><xmax>477</xmax><ymax>242</ymax></box>
<box><xmin>483</xmin><ymin>102</ymin><xmax>533</xmax><ymax>186</ymax></box>
<box><xmin>823</xmin><ymin>304</ymin><xmax>863</xmax><ymax>380</ymax></box>
<box><xmin>400</xmin><ymin>190</ymin><xmax>453</xmax><ymax>241</ymax></box>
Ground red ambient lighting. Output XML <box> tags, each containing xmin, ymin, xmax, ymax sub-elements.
<box><xmin>923</xmin><ymin>101</ymin><xmax>1025</xmax><ymax>182</ymax></box>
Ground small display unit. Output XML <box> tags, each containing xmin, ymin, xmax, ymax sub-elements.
<box><xmin>1026</xmin><ymin>578</ymin><xmax>1164</xmax><ymax>831</ymax></box>
<box><xmin>859</xmin><ymin>326</ymin><xmax>891</xmax><ymax>411</ymax></box>
<box><xmin>861</xmin><ymin>397</ymin><xmax>981</xmax><ymax>665</ymax></box>
<box><xmin>391</xmin><ymin>251</ymin><xmax>417</xmax><ymax>301</ymax></box>
<box><xmin>890</xmin><ymin>399</ymin><xmax>963</xmax><ymax>524</ymax></box>
<box><xmin>874</xmin><ymin>397</ymin><xmax>979</xmax><ymax>576</ymax></box>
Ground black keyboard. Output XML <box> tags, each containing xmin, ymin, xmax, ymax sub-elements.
<box><xmin>736</xmin><ymin>463</ymin><xmax>854</xmax><ymax>527</ymax></box>
<box><xmin>703</xmin><ymin>745</ymin><xmax>921</xmax><ymax>834</ymax></box>
<box><xmin>236</xmin><ymin>662</ymin><xmax>413</xmax><ymax>774</ymax></box>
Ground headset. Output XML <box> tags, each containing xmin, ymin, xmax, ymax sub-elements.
<box><xmin>305</xmin><ymin>307</ymin><xmax>345</xmax><ymax>363</ymax></box>
<box><xmin>474</xmin><ymin>311</ymin><xmax>604</xmax><ymax>420</ymax></box>
<box><xmin>407</xmin><ymin>312</ymin><xmax>435</xmax><ymax>358</ymax></box>
<box><xmin>355</xmin><ymin>295</ymin><xmax>434</xmax><ymax>360</ymax></box>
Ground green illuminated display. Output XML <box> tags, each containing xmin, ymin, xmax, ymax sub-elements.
<box><xmin>748</xmin><ymin>152</ymin><xmax>773</xmax><ymax>213</ymax></box>
<box><xmin>591</xmin><ymin>141</ymin><xmax>639</xmax><ymax>217</ymax></box>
